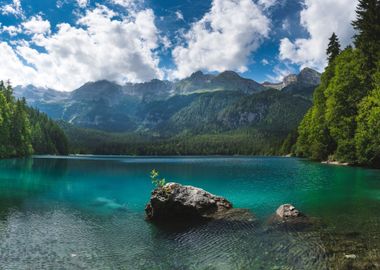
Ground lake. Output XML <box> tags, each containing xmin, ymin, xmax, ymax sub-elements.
<box><xmin>0</xmin><ymin>156</ymin><xmax>379</xmax><ymax>269</ymax></box>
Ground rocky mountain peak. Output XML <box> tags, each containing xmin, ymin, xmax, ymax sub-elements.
<box><xmin>217</xmin><ymin>70</ymin><xmax>241</xmax><ymax>80</ymax></box>
<box><xmin>298</xmin><ymin>68</ymin><xmax>321</xmax><ymax>86</ymax></box>
<box><xmin>263</xmin><ymin>67</ymin><xmax>321</xmax><ymax>90</ymax></box>
<box><xmin>190</xmin><ymin>70</ymin><xmax>205</xmax><ymax>79</ymax></box>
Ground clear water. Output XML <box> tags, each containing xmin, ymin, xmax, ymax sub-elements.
<box><xmin>0</xmin><ymin>156</ymin><xmax>379</xmax><ymax>269</ymax></box>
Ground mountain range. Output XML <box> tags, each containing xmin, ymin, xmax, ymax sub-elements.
<box><xmin>14</xmin><ymin>68</ymin><xmax>321</xmax><ymax>154</ymax></box>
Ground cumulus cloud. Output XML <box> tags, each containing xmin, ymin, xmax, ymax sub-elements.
<box><xmin>279</xmin><ymin>0</ymin><xmax>358</xmax><ymax>71</ymax></box>
<box><xmin>22</xmin><ymin>15</ymin><xmax>51</xmax><ymax>35</ymax></box>
<box><xmin>0</xmin><ymin>42</ymin><xmax>38</xmax><ymax>86</ymax></box>
<box><xmin>110</xmin><ymin>0</ymin><xmax>141</xmax><ymax>9</ymax></box>
<box><xmin>0</xmin><ymin>0</ymin><xmax>23</xmax><ymax>17</ymax></box>
<box><xmin>1</xmin><ymin>25</ymin><xmax>22</xmax><ymax>36</ymax></box>
<box><xmin>171</xmin><ymin>0</ymin><xmax>270</xmax><ymax>79</ymax></box>
<box><xmin>0</xmin><ymin>5</ymin><xmax>162</xmax><ymax>91</ymax></box>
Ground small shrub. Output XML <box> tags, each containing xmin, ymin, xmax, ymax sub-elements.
<box><xmin>150</xmin><ymin>169</ymin><xmax>166</xmax><ymax>188</ymax></box>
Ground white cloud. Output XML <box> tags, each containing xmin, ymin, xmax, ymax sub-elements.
<box><xmin>279</xmin><ymin>0</ymin><xmax>358</xmax><ymax>71</ymax></box>
<box><xmin>1</xmin><ymin>5</ymin><xmax>162</xmax><ymax>91</ymax></box>
<box><xmin>258</xmin><ymin>0</ymin><xmax>278</xmax><ymax>9</ymax></box>
<box><xmin>0</xmin><ymin>42</ymin><xmax>38</xmax><ymax>86</ymax></box>
<box><xmin>22</xmin><ymin>15</ymin><xmax>51</xmax><ymax>35</ymax></box>
<box><xmin>267</xmin><ymin>64</ymin><xmax>296</xmax><ymax>82</ymax></box>
<box><xmin>281</xmin><ymin>18</ymin><xmax>290</xmax><ymax>32</ymax></box>
<box><xmin>0</xmin><ymin>0</ymin><xmax>23</xmax><ymax>17</ymax></box>
<box><xmin>110</xmin><ymin>0</ymin><xmax>141</xmax><ymax>9</ymax></box>
<box><xmin>261</xmin><ymin>58</ymin><xmax>269</xmax><ymax>65</ymax></box>
<box><xmin>1</xmin><ymin>25</ymin><xmax>22</xmax><ymax>36</ymax></box>
<box><xmin>175</xmin><ymin>10</ymin><xmax>184</xmax><ymax>21</ymax></box>
<box><xmin>77</xmin><ymin>0</ymin><xmax>89</xmax><ymax>8</ymax></box>
<box><xmin>171</xmin><ymin>0</ymin><xmax>270</xmax><ymax>79</ymax></box>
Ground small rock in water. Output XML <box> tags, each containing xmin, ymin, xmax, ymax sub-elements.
<box><xmin>267</xmin><ymin>204</ymin><xmax>312</xmax><ymax>230</ymax></box>
<box><xmin>344</xmin><ymin>254</ymin><xmax>357</xmax><ymax>259</ymax></box>
<box><xmin>276</xmin><ymin>204</ymin><xmax>300</xmax><ymax>219</ymax></box>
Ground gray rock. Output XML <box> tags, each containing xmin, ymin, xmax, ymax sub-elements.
<box><xmin>276</xmin><ymin>204</ymin><xmax>301</xmax><ymax>219</ymax></box>
<box><xmin>145</xmin><ymin>182</ymin><xmax>233</xmax><ymax>221</ymax></box>
<box><xmin>268</xmin><ymin>204</ymin><xmax>312</xmax><ymax>230</ymax></box>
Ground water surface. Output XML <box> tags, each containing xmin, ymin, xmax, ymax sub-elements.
<box><xmin>0</xmin><ymin>156</ymin><xmax>379</xmax><ymax>269</ymax></box>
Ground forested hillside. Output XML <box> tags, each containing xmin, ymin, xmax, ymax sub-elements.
<box><xmin>294</xmin><ymin>0</ymin><xmax>380</xmax><ymax>167</ymax></box>
<box><xmin>0</xmin><ymin>82</ymin><xmax>68</xmax><ymax>158</ymax></box>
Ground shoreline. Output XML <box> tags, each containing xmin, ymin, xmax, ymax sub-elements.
<box><xmin>321</xmin><ymin>160</ymin><xmax>350</xmax><ymax>166</ymax></box>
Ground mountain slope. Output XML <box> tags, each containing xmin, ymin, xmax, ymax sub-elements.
<box><xmin>16</xmin><ymin>68</ymin><xmax>321</xmax><ymax>155</ymax></box>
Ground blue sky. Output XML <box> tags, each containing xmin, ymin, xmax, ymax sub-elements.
<box><xmin>0</xmin><ymin>0</ymin><xmax>357</xmax><ymax>91</ymax></box>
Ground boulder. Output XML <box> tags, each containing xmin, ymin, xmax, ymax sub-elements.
<box><xmin>276</xmin><ymin>204</ymin><xmax>301</xmax><ymax>219</ymax></box>
<box><xmin>145</xmin><ymin>182</ymin><xmax>233</xmax><ymax>221</ymax></box>
<box><xmin>268</xmin><ymin>204</ymin><xmax>312</xmax><ymax>230</ymax></box>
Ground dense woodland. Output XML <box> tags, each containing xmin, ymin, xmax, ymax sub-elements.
<box><xmin>0</xmin><ymin>82</ymin><xmax>68</xmax><ymax>158</ymax></box>
<box><xmin>292</xmin><ymin>0</ymin><xmax>380</xmax><ymax>167</ymax></box>
<box><xmin>59</xmin><ymin>121</ymin><xmax>287</xmax><ymax>156</ymax></box>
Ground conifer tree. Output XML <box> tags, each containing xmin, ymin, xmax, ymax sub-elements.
<box><xmin>326</xmin><ymin>33</ymin><xmax>341</xmax><ymax>63</ymax></box>
<box><xmin>352</xmin><ymin>0</ymin><xmax>380</xmax><ymax>73</ymax></box>
<box><xmin>0</xmin><ymin>82</ymin><xmax>69</xmax><ymax>158</ymax></box>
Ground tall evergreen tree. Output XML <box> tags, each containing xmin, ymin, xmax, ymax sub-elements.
<box><xmin>0</xmin><ymin>81</ymin><xmax>69</xmax><ymax>158</ymax></box>
<box><xmin>326</xmin><ymin>33</ymin><xmax>341</xmax><ymax>63</ymax></box>
<box><xmin>0</xmin><ymin>92</ymin><xmax>12</xmax><ymax>158</ymax></box>
<box><xmin>352</xmin><ymin>0</ymin><xmax>380</xmax><ymax>74</ymax></box>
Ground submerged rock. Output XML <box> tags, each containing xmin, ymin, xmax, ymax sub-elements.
<box><xmin>145</xmin><ymin>182</ymin><xmax>235</xmax><ymax>222</ymax></box>
<box><xmin>211</xmin><ymin>208</ymin><xmax>256</xmax><ymax>222</ymax></box>
<box><xmin>268</xmin><ymin>204</ymin><xmax>312</xmax><ymax>230</ymax></box>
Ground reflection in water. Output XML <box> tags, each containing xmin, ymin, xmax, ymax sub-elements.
<box><xmin>0</xmin><ymin>158</ymin><xmax>68</xmax><ymax>214</ymax></box>
<box><xmin>0</xmin><ymin>156</ymin><xmax>379</xmax><ymax>269</ymax></box>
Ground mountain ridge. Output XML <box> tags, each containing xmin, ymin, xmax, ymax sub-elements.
<box><xmin>14</xmin><ymin>68</ymin><xmax>321</xmax><ymax>135</ymax></box>
<box><xmin>262</xmin><ymin>68</ymin><xmax>321</xmax><ymax>90</ymax></box>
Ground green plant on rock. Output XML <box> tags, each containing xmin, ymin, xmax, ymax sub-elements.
<box><xmin>150</xmin><ymin>169</ymin><xmax>166</xmax><ymax>188</ymax></box>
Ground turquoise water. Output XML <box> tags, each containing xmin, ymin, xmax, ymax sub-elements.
<box><xmin>0</xmin><ymin>156</ymin><xmax>379</xmax><ymax>269</ymax></box>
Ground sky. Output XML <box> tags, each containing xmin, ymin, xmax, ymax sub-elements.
<box><xmin>0</xmin><ymin>0</ymin><xmax>358</xmax><ymax>91</ymax></box>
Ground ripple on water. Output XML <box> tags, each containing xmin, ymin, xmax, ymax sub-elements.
<box><xmin>0</xmin><ymin>156</ymin><xmax>380</xmax><ymax>269</ymax></box>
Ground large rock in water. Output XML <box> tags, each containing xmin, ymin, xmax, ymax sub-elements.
<box><xmin>145</xmin><ymin>183</ymin><xmax>234</xmax><ymax>221</ymax></box>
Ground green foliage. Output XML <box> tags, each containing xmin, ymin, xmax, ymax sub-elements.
<box><xmin>355</xmin><ymin>69</ymin><xmax>380</xmax><ymax>167</ymax></box>
<box><xmin>150</xmin><ymin>169</ymin><xmax>166</xmax><ymax>188</ymax></box>
<box><xmin>0</xmin><ymin>82</ymin><xmax>68</xmax><ymax>158</ymax></box>
<box><xmin>324</xmin><ymin>48</ymin><xmax>368</xmax><ymax>162</ymax></box>
<box><xmin>352</xmin><ymin>0</ymin><xmax>380</xmax><ymax>74</ymax></box>
<box><xmin>327</xmin><ymin>33</ymin><xmax>341</xmax><ymax>64</ymax></box>
<box><xmin>280</xmin><ymin>130</ymin><xmax>298</xmax><ymax>156</ymax></box>
<box><xmin>295</xmin><ymin>64</ymin><xmax>336</xmax><ymax>160</ymax></box>
<box><xmin>295</xmin><ymin>0</ymin><xmax>380</xmax><ymax>167</ymax></box>
<box><xmin>296</xmin><ymin>48</ymin><xmax>368</xmax><ymax>163</ymax></box>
